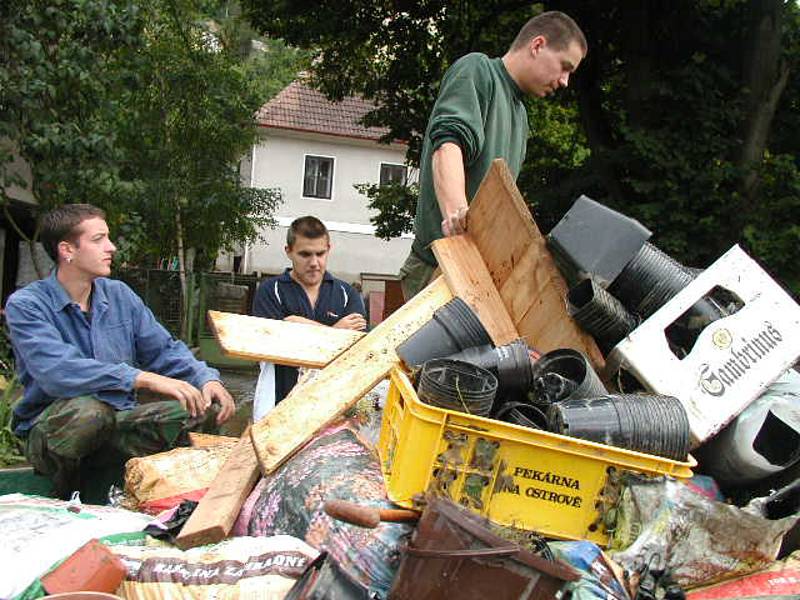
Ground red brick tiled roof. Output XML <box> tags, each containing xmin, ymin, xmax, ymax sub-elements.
<box><xmin>256</xmin><ymin>81</ymin><xmax>395</xmax><ymax>142</ymax></box>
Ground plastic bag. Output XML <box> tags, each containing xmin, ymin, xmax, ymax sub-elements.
<box><xmin>686</xmin><ymin>550</ymin><xmax>800</xmax><ymax>598</ymax></box>
<box><xmin>550</xmin><ymin>541</ymin><xmax>631</xmax><ymax>600</ymax></box>
<box><xmin>253</xmin><ymin>361</ymin><xmax>276</xmax><ymax>421</ymax></box>
<box><xmin>609</xmin><ymin>477</ymin><xmax>799</xmax><ymax>588</ymax></box>
<box><xmin>0</xmin><ymin>494</ymin><xmax>153</xmax><ymax>599</ymax></box>
<box><xmin>124</xmin><ymin>443</ymin><xmax>236</xmax><ymax>514</ymax></box>
<box><xmin>115</xmin><ymin>534</ymin><xmax>317</xmax><ymax>600</ymax></box>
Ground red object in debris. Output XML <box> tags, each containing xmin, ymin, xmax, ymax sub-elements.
<box><xmin>41</xmin><ymin>539</ymin><xmax>127</xmax><ymax>595</ymax></box>
<box><xmin>368</xmin><ymin>291</ymin><xmax>385</xmax><ymax>327</ymax></box>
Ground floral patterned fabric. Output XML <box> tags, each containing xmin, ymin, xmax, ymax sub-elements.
<box><xmin>234</xmin><ymin>420</ymin><xmax>411</xmax><ymax>598</ymax></box>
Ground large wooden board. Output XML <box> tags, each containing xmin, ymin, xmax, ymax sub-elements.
<box><xmin>467</xmin><ymin>159</ymin><xmax>538</xmax><ymax>289</ymax></box>
<box><xmin>175</xmin><ymin>427</ymin><xmax>260</xmax><ymax>549</ymax></box>
<box><xmin>207</xmin><ymin>310</ymin><xmax>364</xmax><ymax>367</ymax></box>
<box><xmin>468</xmin><ymin>159</ymin><xmax>605</xmax><ymax>369</ymax></box>
<box><xmin>251</xmin><ymin>276</ymin><xmax>453</xmax><ymax>474</ymax></box>
<box><xmin>432</xmin><ymin>235</ymin><xmax>519</xmax><ymax>346</ymax></box>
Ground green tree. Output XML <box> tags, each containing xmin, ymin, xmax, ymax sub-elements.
<box><xmin>1</xmin><ymin>0</ymin><xmax>307</xmax><ymax>337</ymax></box>
<box><xmin>0</xmin><ymin>0</ymin><xmax>142</xmax><ymax>276</ymax></box>
<box><xmin>111</xmin><ymin>0</ymin><xmax>291</xmax><ymax>336</ymax></box>
<box><xmin>242</xmin><ymin>1</ymin><xmax>800</xmax><ymax>294</ymax></box>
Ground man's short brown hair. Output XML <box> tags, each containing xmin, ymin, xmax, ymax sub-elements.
<box><xmin>287</xmin><ymin>216</ymin><xmax>329</xmax><ymax>248</ymax></box>
<box><xmin>40</xmin><ymin>203</ymin><xmax>107</xmax><ymax>262</ymax></box>
<box><xmin>510</xmin><ymin>11</ymin><xmax>587</xmax><ymax>54</ymax></box>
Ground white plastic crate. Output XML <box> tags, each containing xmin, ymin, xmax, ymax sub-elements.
<box><xmin>604</xmin><ymin>245</ymin><xmax>800</xmax><ymax>448</ymax></box>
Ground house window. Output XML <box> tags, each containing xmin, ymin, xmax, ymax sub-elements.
<box><xmin>380</xmin><ymin>163</ymin><xmax>407</xmax><ymax>186</ymax></box>
<box><xmin>303</xmin><ymin>155</ymin><xmax>334</xmax><ymax>199</ymax></box>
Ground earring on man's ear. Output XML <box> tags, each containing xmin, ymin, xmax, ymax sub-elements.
<box><xmin>66</xmin><ymin>256</ymin><xmax>73</xmax><ymax>264</ymax></box>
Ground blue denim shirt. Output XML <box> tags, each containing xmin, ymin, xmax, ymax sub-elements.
<box><xmin>5</xmin><ymin>270</ymin><xmax>220</xmax><ymax>435</ymax></box>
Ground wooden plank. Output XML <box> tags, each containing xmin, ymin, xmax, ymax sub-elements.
<box><xmin>175</xmin><ymin>426</ymin><xmax>260</xmax><ymax>549</ymax></box>
<box><xmin>177</xmin><ymin>278</ymin><xmax>451</xmax><ymax>549</ymax></box>
<box><xmin>467</xmin><ymin>159</ymin><xmax>605</xmax><ymax>371</ymax></box>
<box><xmin>252</xmin><ymin>276</ymin><xmax>453</xmax><ymax>474</ymax></box>
<box><xmin>467</xmin><ymin>159</ymin><xmax>538</xmax><ymax>289</ymax></box>
<box><xmin>207</xmin><ymin>310</ymin><xmax>364</xmax><ymax>367</ymax></box>
<box><xmin>432</xmin><ymin>235</ymin><xmax>519</xmax><ymax>346</ymax></box>
<box><xmin>188</xmin><ymin>432</ymin><xmax>238</xmax><ymax>448</ymax></box>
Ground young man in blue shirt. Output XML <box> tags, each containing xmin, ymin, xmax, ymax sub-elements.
<box><xmin>252</xmin><ymin>216</ymin><xmax>366</xmax><ymax>405</ymax></box>
<box><xmin>4</xmin><ymin>204</ymin><xmax>235</xmax><ymax>498</ymax></box>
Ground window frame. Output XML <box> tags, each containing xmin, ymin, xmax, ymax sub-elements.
<box><xmin>302</xmin><ymin>153</ymin><xmax>336</xmax><ymax>201</ymax></box>
<box><xmin>378</xmin><ymin>162</ymin><xmax>408</xmax><ymax>187</ymax></box>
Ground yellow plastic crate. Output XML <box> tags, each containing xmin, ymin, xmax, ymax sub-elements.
<box><xmin>378</xmin><ymin>367</ymin><xmax>695</xmax><ymax>546</ymax></box>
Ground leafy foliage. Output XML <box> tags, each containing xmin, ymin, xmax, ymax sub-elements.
<box><xmin>106</xmin><ymin>0</ymin><xmax>293</xmax><ymax>271</ymax></box>
<box><xmin>0</xmin><ymin>318</ymin><xmax>23</xmax><ymax>467</ymax></box>
<box><xmin>1</xmin><ymin>0</ymin><xmax>305</xmax><ymax>273</ymax></box>
<box><xmin>243</xmin><ymin>0</ymin><xmax>800</xmax><ymax>295</ymax></box>
<box><xmin>355</xmin><ymin>182</ymin><xmax>418</xmax><ymax>241</ymax></box>
<box><xmin>0</xmin><ymin>0</ymin><xmax>143</xmax><ymax>258</ymax></box>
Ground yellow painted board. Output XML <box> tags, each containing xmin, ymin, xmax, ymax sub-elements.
<box><xmin>207</xmin><ymin>310</ymin><xmax>364</xmax><ymax>367</ymax></box>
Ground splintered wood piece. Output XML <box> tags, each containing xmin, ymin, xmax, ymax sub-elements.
<box><xmin>207</xmin><ymin>310</ymin><xmax>364</xmax><ymax>367</ymax></box>
<box><xmin>432</xmin><ymin>235</ymin><xmax>519</xmax><ymax>346</ymax></box>
<box><xmin>467</xmin><ymin>159</ymin><xmax>605</xmax><ymax>370</ymax></box>
<box><xmin>188</xmin><ymin>432</ymin><xmax>238</xmax><ymax>447</ymax></box>
<box><xmin>175</xmin><ymin>427</ymin><xmax>260</xmax><ymax>549</ymax></box>
<box><xmin>251</xmin><ymin>276</ymin><xmax>453</xmax><ymax>474</ymax></box>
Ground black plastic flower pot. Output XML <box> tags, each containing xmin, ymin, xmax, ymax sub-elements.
<box><xmin>445</xmin><ymin>339</ymin><xmax>533</xmax><ymax>394</ymax></box>
<box><xmin>530</xmin><ymin>348</ymin><xmax>607</xmax><ymax>405</ymax></box>
<box><xmin>567</xmin><ymin>278</ymin><xmax>639</xmax><ymax>353</ymax></box>
<box><xmin>396</xmin><ymin>316</ymin><xmax>462</xmax><ymax>368</ymax></box>
<box><xmin>608</xmin><ymin>242</ymin><xmax>694</xmax><ymax>319</ymax></box>
<box><xmin>434</xmin><ymin>297</ymin><xmax>492</xmax><ymax>349</ymax></box>
<box><xmin>546</xmin><ymin>194</ymin><xmax>652</xmax><ymax>288</ymax></box>
<box><xmin>396</xmin><ymin>297</ymin><xmax>491</xmax><ymax>368</ymax></box>
<box><xmin>494</xmin><ymin>400</ymin><xmax>548</xmax><ymax>430</ymax></box>
<box><xmin>547</xmin><ymin>394</ymin><xmax>690</xmax><ymax>461</ymax></box>
<box><xmin>417</xmin><ymin>359</ymin><xmax>498</xmax><ymax>417</ymax></box>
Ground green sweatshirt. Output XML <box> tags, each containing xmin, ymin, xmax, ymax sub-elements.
<box><xmin>412</xmin><ymin>53</ymin><xmax>529</xmax><ymax>266</ymax></box>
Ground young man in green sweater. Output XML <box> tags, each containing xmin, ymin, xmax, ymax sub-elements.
<box><xmin>400</xmin><ymin>11</ymin><xmax>587</xmax><ymax>299</ymax></box>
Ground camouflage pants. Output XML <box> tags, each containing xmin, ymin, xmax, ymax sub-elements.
<box><xmin>24</xmin><ymin>396</ymin><xmax>201</xmax><ymax>497</ymax></box>
<box><xmin>399</xmin><ymin>250</ymin><xmax>437</xmax><ymax>301</ymax></box>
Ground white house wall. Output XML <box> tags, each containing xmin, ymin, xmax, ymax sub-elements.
<box><xmin>244</xmin><ymin>130</ymin><xmax>412</xmax><ymax>283</ymax></box>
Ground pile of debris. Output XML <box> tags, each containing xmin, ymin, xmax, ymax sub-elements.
<box><xmin>3</xmin><ymin>159</ymin><xmax>800</xmax><ymax>600</ymax></box>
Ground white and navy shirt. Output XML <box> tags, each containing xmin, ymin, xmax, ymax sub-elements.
<box><xmin>252</xmin><ymin>268</ymin><xmax>365</xmax><ymax>402</ymax></box>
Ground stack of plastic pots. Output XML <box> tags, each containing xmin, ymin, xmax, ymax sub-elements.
<box><xmin>444</xmin><ymin>339</ymin><xmax>534</xmax><ymax>395</ymax></box>
<box><xmin>397</xmin><ymin>297</ymin><xmax>492</xmax><ymax>368</ymax></box>
<box><xmin>567</xmin><ymin>278</ymin><xmax>639</xmax><ymax>352</ymax></box>
<box><xmin>530</xmin><ymin>348</ymin><xmax>607</xmax><ymax>405</ymax></box>
<box><xmin>608</xmin><ymin>242</ymin><xmax>695</xmax><ymax>320</ymax></box>
<box><xmin>417</xmin><ymin>359</ymin><xmax>498</xmax><ymax>417</ymax></box>
<box><xmin>547</xmin><ymin>394</ymin><xmax>690</xmax><ymax>461</ymax></box>
<box><xmin>490</xmin><ymin>348</ymin><xmax>608</xmax><ymax>431</ymax></box>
